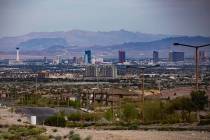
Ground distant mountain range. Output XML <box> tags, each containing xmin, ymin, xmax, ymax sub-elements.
<box><xmin>0</xmin><ymin>29</ymin><xmax>210</xmax><ymax>58</ymax></box>
<box><xmin>0</xmin><ymin>29</ymin><xmax>169</xmax><ymax>51</ymax></box>
<box><xmin>18</xmin><ymin>38</ymin><xmax>68</xmax><ymax>51</ymax></box>
<box><xmin>69</xmin><ymin>36</ymin><xmax>210</xmax><ymax>58</ymax></box>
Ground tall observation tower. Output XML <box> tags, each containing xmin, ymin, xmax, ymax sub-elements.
<box><xmin>16</xmin><ymin>47</ymin><xmax>20</xmax><ymax>62</ymax></box>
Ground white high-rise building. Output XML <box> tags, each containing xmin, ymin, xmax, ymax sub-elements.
<box><xmin>53</xmin><ymin>55</ymin><xmax>62</xmax><ymax>65</ymax></box>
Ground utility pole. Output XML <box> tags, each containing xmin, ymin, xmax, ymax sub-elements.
<box><xmin>127</xmin><ymin>65</ymin><xmax>159</xmax><ymax>123</ymax></box>
<box><xmin>173</xmin><ymin>43</ymin><xmax>210</xmax><ymax>90</ymax></box>
<box><xmin>141</xmin><ymin>67</ymin><xmax>145</xmax><ymax>123</ymax></box>
<box><xmin>35</xmin><ymin>76</ymin><xmax>38</xmax><ymax>103</ymax></box>
<box><xmin>35</xmin><ymin>76</ymin><xmax>37</xmax><ymax>93</ymax></box>
<box><xmin>157</xmin><ymin>79</ymin><xmax>161</xmax><ymax>96</ymax></box>
<box><xmin>195</xmin><ymin>47</ymin><xmax>199</xmax><ymax>90</ymax></box>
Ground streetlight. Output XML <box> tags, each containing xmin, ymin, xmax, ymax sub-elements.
<box><xmin>173</xmin><ymin>43</ymin><xmax>210</xmax><ymax>90</ymax></box>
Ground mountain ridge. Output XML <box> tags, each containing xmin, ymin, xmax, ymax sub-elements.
<box><xmin>0</xmin><ymin>30</ymin><xmax>210</xmax><ymax>58</ymax></box>
<box><xmin>0</xmin><ymin>29</ymin><xmax>171</xmax><ymax>51</ymax></box>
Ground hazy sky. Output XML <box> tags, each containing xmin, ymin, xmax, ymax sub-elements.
<box><xmin>0</xmin><ymin>0</ymin><xmax>210</xmax><ymax>37</ymax></box>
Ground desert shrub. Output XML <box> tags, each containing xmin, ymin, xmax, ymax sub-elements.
<box><xmin>54</xmin><ymin>135</ymin><xmax>62</xmax><ymax>140</ymax></box>
<box><xmin>104</xmin><ymin>109</ymin><xmax>113</xmax><ymax>121</ymax></box>
<box><xmin>170</xmin><ymin>97</ymin><xmax>194</xmax><ymax>122</ymax></box>
<box><xmin>8</xmin><ymin>125</ymin><xmax>46</xmax><ymax>136</ymax></box>
<box><xmin>198</xmin><ymin>119</ymin><xmax>210</xmax><ymax>125</ymax></box>
<box><xmin>29</xmin><ymin>135</ymin><xmax>50</xmax><ymax>140</ymax></box>
<box><xmin>143</xmin><ymin>98</ymin><xmax>202</xmax><ymax>124</ymax></box>
<box><xmin>127</xmin><ymin>123</ymin><xmax>139</xmax><ymax>130</ymax></box>
<box><xmin>0</xmin><ymin>125</ymin><xmax>46</xmax><ymax>140</ymax></box>
<box><xmin>191</xmin><ymin>90</ymin><xmax>208</xmax><ymax>111</ymax></box>
<box><xmin>69</xmin><ymin>131</ymin><xmax>81</xmax><ymax>140</ymax></box>
<box><xmin>161</xmin><ymin>113</ymin><xmax>181</xmax><ymax>124</ymax></box>
<box><xmin>121</xmin><ymin>103</ymin><xmax>139</xmax><ymax>123</ymax></box>
<box><xmin>49</xmin><ymin>135</ymin><xmax>54</xmax><ymax>139</ymax></box>
<box><xmin>66</xmin><ymin>122</ymin><xmax>84</xmax><ymax>128</ymax></box>
<box><xmin>44</xmin><ymin>115</ymin><xmax>66</xmax><ymax>127</ymax></box>
<box><xmin>83</xmin><ymin>113</ymin><xmax>95</xmax><ymax>121</ymax></box>
<box><xmin>84</xmin><ymin>136</ymin><xmax>92</xmax><ymax>140</ymax></box>
<box><xmin>64</xmin><ymin>135</ymin><xmax>68</xmax><ymax>139</ymax></box>
<box><xmin>68</xmin><ymin>131</ymin><xmax>91</xmax><ymax>140</ymax></box>
<box><xmin>17</xmin><ymin>119</ymin><xmax>22</xmax><ymax>122</ymax></box>
<box><xmin>69</xmin><ymin>100</ymin><xmax>81</xmax><ymax>108</ymax></box>
<box><xmin>67</xmin><ymin>112</ymin><xmax>99</xmax><ymax>122</ymax></box>
<box><xmin>144</xmin><ymin>100</ymin><xmax>163</xmax><ymax>123</ymax></box>
<box><xmin>68</xmin><ymin>113</ymin><xmax>81</xmax><ymax>121</ymax></box>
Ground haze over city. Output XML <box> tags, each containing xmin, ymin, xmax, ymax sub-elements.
<box><xmin>0</xmin><ymin>0</ymin><xmax>210</xmax><ymax>37</ymax></box>
<box><xmin>0</xmin><ymin>1</ymin><xmax>210</xmax><ymax>140</ymax></box>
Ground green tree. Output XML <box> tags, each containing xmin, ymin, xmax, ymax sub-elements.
<box><xmin>171</xmin><ymin>97</ymin><xmax>194</xmax><ymax>122</ymax></box>
<box><xmin>191</xmin><ymin>90</ymin><xmax>208</xmax><ymax>121</ymax></box>
<box><xmin>104</xmin><ymin>109</ymin><xmax>113</xmax><ymax>121</ymax></box>
<box><xmin>121</xmin><ymin>103</ymin><xmax>138</xmax><ymax>123</ymax></box>
<box><xmin>44</xmin><ymin>115</ymin><xmax>66</xmax><ymax>127</ymax></box>
<box><xmin>144</xmin><ymin>100</ymin><xmax>162</xmax><ymax>123</ymax></box>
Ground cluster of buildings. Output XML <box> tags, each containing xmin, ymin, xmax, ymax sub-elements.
<box><xmin>0</xmin><ymin>47</ymin><xmax>209</xmax><ymax>66</ymax></box>
<box><xmin>37</xmin><ymin>71</ymin><xmax>83</xmax><ymax>79</ymax></box>
<box><xmin>152</xmin><ymin>50</ymin><xmax>209</xmax><ymax>64</ymax></box>
<box><xmin>85</xmin><ymin>64</ymin><xmax>117</xmax><ymax>79</ymax></box>
<box><xmin>153</xmin><ymin>51</ymin><xmax>185</xmax><ymax>63</ymax></box>
<box><xmin>0</xmin><ymin>48</ymin><xmax>209</xmax><ymax>90</ymax></box>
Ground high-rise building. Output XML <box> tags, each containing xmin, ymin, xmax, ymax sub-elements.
<box><xmin>153</xmin><ymin>51</ymin><xmax>159</xmax><ymax>63</ymax></box>
<box><xmin>73</xmin><ymin>57</ymin><xmax>77</xmax><ymax>64</ymax></box>
<box><xmin>84</xmin><ymin>50</ymin><xmax>92</xmax><ymax>64</ymax></box>
<box><xmin>199</xmin><ymin>51</ymin><xmax>205</xmax><ymax>61</ymax></box>
<box><xmin>54</xmin><ymin>55</ymin><xmax>62</xmax><ymax>64</ymax></box>
<box><xmin>77</xmin><ymin>57</ymin><xmax>84</xmax><ymax>65</ymax></box>
<box><xmin>169</xmin><ymin>51</ymin><xmax>184</xmax><ymax>62</ymax></box>
<box><xmin>198</xmin><ymin>51</ymin><xmax>208</xmax><ymax>62</ymax></box>
<box><xmin>119</xmin><ymin>50</ymin><xmax>125</xmax><ymax>63</ymax></box>
<box><xmin>43</xmin><ymin>56</ymin><xmax>47</xmax><ymax>64</ymax></box>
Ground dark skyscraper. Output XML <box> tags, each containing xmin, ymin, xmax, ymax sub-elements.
<box><xmin>85</xmin><ymin>50</ymin><xmax>92</xmax><ymax>64</ymax></box>
<box><xmin>169</xmin><ymin>51</ymin><xmax>184</xmax><ymax>62</ymax></box>
<box><xmin>153</xmin><ymin>51</ymin><xmax>159</xmax><ymax>63</ymax></box>
<box><xmin>119</xmin><ymin>50</ymin><xmax>126</xmax><ymax>63</ymax></box>
<box><xmin>43</xmin><ymin>56</ymin><xmax>47</xmax><ymax>64</ymax></box>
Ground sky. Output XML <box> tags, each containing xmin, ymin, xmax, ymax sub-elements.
<box><xmin>0</xmin><ymin>0</ymin><xmax>210</xmax><ymax>37</ymax></box>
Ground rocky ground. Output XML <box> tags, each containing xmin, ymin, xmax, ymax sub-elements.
<box><xmin>45</xmin><ymin>126</ymin><xmax>210</xmax><ymax>140</ymax></box>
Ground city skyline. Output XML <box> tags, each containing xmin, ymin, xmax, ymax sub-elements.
<box><xmin>0</xmin><ymin>1</ymin><xmax>210</xmax><ymax>139</ymax></box>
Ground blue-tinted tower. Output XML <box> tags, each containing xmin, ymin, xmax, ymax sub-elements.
<box><xmin>169</xmin><ymin>51</ymin><xmax>184</xmax><ymax>62</ymax></box>
<box><xmin>85</xmin><ymin>50</ymin><xmax>92</xmax><ymax>64</ymax></box>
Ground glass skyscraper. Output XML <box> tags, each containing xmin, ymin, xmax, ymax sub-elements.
<box><xmin>169</xmin><ymin>51</ymin><xmax>184</xmax><ymax>62</ymax></box>
<box><xmin>85</xmin><ymin>50</ymin><xmax>92</xmax><ymax>64</ymax></box>
<box><xmin>153</xmin><ymin>51</ymin><xmax>159</xmax><ymax>63</ymax></box>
